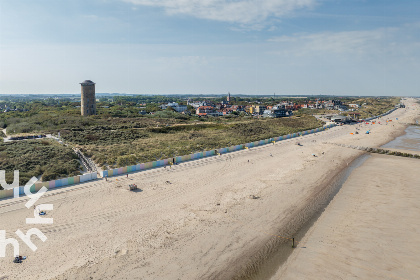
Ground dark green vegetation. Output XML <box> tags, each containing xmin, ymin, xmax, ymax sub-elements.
<box><xmin>0</xmin><ymin>140</ymin><xmax>81</xmax><ymax>188</ymax></box>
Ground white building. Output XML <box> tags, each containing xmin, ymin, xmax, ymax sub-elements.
<box><xmin>160</xmin><ymin>102</ymin><xmax>187</xmax><ymax>112</ymax></box>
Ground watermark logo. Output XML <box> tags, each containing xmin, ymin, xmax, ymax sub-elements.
<box><xmin>0</xmin><ymin>170</ymin><xmax>52</xmax><ymax>258</ymax></box>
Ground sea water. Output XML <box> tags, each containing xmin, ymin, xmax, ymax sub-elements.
<box><xmin>382</xmin><ymin>125</ymin><xmax>420</xmax><ymax>152</ymax></box>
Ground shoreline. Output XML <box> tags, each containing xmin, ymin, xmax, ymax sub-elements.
<box><xmin>274</xmin><ymin>152</ymin><xmax>420</xmax><ymax>279</ymax></box>
<box><xmin>211</xmin><ymin>152</ymin><xmax>369</xmax><ymax>280</ymax></box>
<box><xmin>255</xmin><ymin>154</ymin><xmax>372</xmax><ymax>280</ymax></box>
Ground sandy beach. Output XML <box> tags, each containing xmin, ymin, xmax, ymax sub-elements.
<box><xmin>0</xmin><ymin>98</ymin><xmax>418</xmax><ymax>279</ymax></box>
<box><xmin>274</xmin><ymin>153</ymin><xmax>420</xmax><ymax>280</ymax></box>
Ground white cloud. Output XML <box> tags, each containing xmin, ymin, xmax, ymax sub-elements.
<box><xmin>123</xmin><ymin>0</ymin><xmax>316</xmax><ymax>24</ymax></box>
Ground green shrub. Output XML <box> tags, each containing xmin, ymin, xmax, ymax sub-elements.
<box><xmin>0</xmin><ymin>140</ymin><xmax>81</xmax><ymax>188</ymax></box>
<box><xmin>42</xmin><ymin>172</ymin><xmax>60</xmax><ymax>182</ymax></box>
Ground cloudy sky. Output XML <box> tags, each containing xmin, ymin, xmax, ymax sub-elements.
<box><xmin>1</xmin><ymin>0</ymin><xmax>419</xmax><ymax>96</ymax></box>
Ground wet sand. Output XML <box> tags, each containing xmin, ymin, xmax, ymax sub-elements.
<box><xmin>274</xmin><ymin>154</ymin><xmax>420</xmax><ymax>280</ymax></box>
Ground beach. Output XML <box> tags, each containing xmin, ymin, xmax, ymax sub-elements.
<box><xmin>274</xmin><ymin>153</ymin><xmax>420</xmax><ymax>280</ymax></box>
<box><xmin>0</xmin><ymin>98</ymin><xmax>418</xmax><ymax>280</ymax></box>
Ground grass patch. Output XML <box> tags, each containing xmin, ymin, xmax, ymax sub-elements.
<box><xmin>0</xmin><ymin>139</ymin><xmax>81</xmax><ymax>188</ymax></box>
<box><xmin>73</xmin><ymin>116</ymin><xmax>324</xmax><ymax>168</ymax></box>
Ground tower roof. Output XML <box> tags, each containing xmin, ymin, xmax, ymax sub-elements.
<box><xmin>80</xmin><ymin>80</ymin><xmax>95</xmax><ymax>85</ymax></box>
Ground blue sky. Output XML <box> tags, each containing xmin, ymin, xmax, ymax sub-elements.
<box><xmin>0</xmin><ymin>0</ymin><xmax>419</xmax><ymax>96</ymax></box>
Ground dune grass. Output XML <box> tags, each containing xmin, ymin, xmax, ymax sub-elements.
<box><xmin>0</xmin><ymin>139</ymin><xmax>81</xmax><ymax>187</ymax></box>
<box><xmin>72</xmin><ymin>116</ymin><xmax>324</xmax><ymax>169</ymax></box>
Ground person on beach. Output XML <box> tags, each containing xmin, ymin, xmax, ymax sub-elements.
<box><xmin>13</xmin><ymin>256</ymin><xmax>23</xmax><ymax>263</ymax></box>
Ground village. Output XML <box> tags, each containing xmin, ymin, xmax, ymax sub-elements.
<box><xmin>0</xmin><ymin>92</ymin><xmax>402</xmax><ymax>122</ymax></box>
<box><xmin>155</xmin><ymin>93</ymin><xmax>403</xmax><ymax>121</ymax></box>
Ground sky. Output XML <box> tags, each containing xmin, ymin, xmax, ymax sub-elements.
<box><xmin>0</xmin><ymin>0</ymin><xmax>420</xmax><ymax>96</ymax></box>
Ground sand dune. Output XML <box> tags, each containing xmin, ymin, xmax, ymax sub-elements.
<box><xmin>0</xmin><ymin>99</ymin><xmax>418</xmax><ymax>279</ymax></box>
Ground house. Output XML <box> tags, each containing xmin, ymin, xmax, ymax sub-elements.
<box><xmin>246</xmin><ymin>106</ymin><xmax>256</xmax><ymax>114</ymax></box>
<box><xmin>293</xmin><ymin>104</ymin><xmax>302</xmax><ymax>110</ymax></box>
<box><xmin>324</xmin><ymin>100</ymin><xmax>343</xmax><ymax>110</ymax></box>
<box><xmin>335</xmin><ymin>105</ymin><xmax>348</xmax><ymax>111</ymax></box>
<box><xmin>220</xmin><ymin>108</ymin><xmax>234</xmax><ymax>115</ymax></box>
<box><xmin>301</xmin><ymin>103</ymin><xmax>310</xmax><ymax>109</ymax></box>
<box><xmin>262</xmin><ymin>109</ymin><xmax>288</xmax><ymax>118</ymax></box>
<box><xmin>254</xmin><ymin>105</ymin><xmax>267</xmax><ymax>115</ymax></box>
<box><xmin>196</xmin><ymin>106</ymin><xmax>217</xmax><ymax>116</ymax></box>
<box><xmin>324</xmin><ymin>101</ymin><xmax>334</xmax><ymax>110</ymax></box>
<box><xmin>160</xmin><ymin>102</ymin><xmax>187</xmax><ymax>112</ymax></box>
<box><xmin>189</xmin><ymin>101</ymin><xmax>213</xmax><ymax>108</ymax></box>
<box><xmin>245</xmin><ymin>105</ymin><xmax>266</xmax><ymax>115</ymax></box>
<box><xmin>231</xmin><ymin>105</ymin><xmax>244</xmax><ymax>112</ymax></box>
<box><xmin>331</xmin><ymin>115</ymin><xmax>350</xmax><ymax>123</ymax></box>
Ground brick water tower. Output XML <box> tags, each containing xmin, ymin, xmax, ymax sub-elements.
<box><xmin>80</xmin><ymin>80</ymin><xmax>96</xmax><ymax>116</ymax></box>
